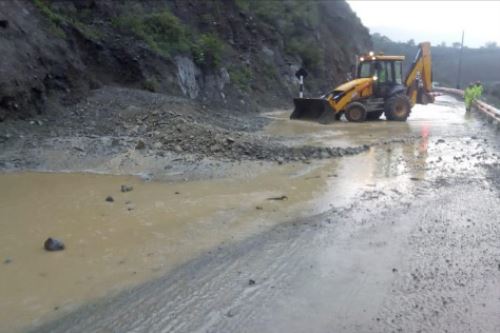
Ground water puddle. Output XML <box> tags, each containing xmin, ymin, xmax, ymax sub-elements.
<box><xmin>0</xmin><ymin>156</ymin><xmax>374</xmax><ymax>332</ymax></box>
<box><xmin>263</xmin><ymin>95</ymin><xmax>472</xmax><ymax>148</ymax></box>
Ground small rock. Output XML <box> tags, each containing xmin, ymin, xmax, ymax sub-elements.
<box><xmin>436</xmin><ymin>138</ymin><xmax>445</xmax><ymax>144</ymax></box>
<box><xmin>266</xmin><ymin>195</ymin><xmax>288</xmax><ymax>201</ymax></box>
<box><xmin>105</xmin><ymin>196</ymin><xmax>114</xmax><ymax>202</ymax></box>
<box><xmin>226</xmin><ymin>137</ymin><xmax>235</xmax><ymax>144</ymax></box>
<box><xmin>135</xmin><ymin>140</ymin><xmax>146</xmax><ymax>150</ymax></box>
<box><xmin>153</xmin><ymin>142</ymin><xmax>163</xmax><ymax>149</ymax></box>
<box><xmin>255</xmin><ymin>206</ymin><xmax>263</xmax><ymax>210</ymax></box>
<box><xmin>174</xmin><ymin>145</ymin><xmax>183</xmax><ymax>153</ymax></box>
<box><xmin>44</xmin><ymin>238</ymin><xmax>65</xmax><ymax>251</ymax></box>
<box><xmin>248</xmin><ymin>279</ymin><xmax>256</xmax><ymax>286</ymax></box>
<box><xmin>210</xmin><ymin>144</ymin><xmax>222</xmax><ymax>153</ymax></box>
<box><xmin>4</xmin><ymin>258</ymin><xmax>12</xmax><ymax>264</ymax></box>
<box><xmin>121</xmin><ymin>185</ymin><xmax>133</xmax><ymax>193</ymax></box>
<box><xmin>392</xmin><ymin>268</ymin><xmax>398</xmax><ymax>273</ymax></box>
<box><xmin>174</xmin><ymin>191</ymin><xmax>180</xmax><ymax>195</ymax></box>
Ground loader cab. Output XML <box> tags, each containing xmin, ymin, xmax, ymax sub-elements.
<box><xmin>357</xmin><ymin>54</ymin><xmax>405</xmax><ymax>98</ymax></box>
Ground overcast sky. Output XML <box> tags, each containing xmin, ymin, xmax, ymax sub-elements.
<box><xmin>347</xmin><ymin>1</ymin><xmax>500</xmax><ymax>48</ymax></box>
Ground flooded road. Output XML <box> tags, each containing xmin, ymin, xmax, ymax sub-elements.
<box><xmin>1</xmin><ymin>96</ymin><xmax>500</xmax><ymax>332</ymax></box>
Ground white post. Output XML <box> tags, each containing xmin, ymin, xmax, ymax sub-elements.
<box><xmin>299</xmin><ymin>75</ymin><xmax>304</xmax><ymax>98</ymax></box>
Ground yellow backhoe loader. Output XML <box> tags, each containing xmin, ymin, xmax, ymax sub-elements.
<box><xmin>290</xmin><ymin>42</ymin><xmax>433</xmax><ymax>123</ymax></box>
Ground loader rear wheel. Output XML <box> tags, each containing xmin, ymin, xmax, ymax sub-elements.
<box><xmin>345</xmin><ymin>102</ymin><xmax>367</xmax><ymax>122</ymax></box>
<box><xmin>366</xmin><ymin>110</ymin><xmax>384</xmax><ymax>120</ymax></box>
<box><xmin>384</xmin><ymin>94</ymin><xmax>411</xmax><ymax>121</ymax></box>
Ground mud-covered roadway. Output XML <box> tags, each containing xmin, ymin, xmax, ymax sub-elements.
<box><xmin>1</xmin><ymin>90</ymin><xmax>500</xmax><ymax>333</ymax></box>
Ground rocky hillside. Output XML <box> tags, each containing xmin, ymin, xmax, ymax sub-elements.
<box><xmin>0</xmin><ymin>0</ymin><xmax>371</xmax><ymax>120</ymax></box>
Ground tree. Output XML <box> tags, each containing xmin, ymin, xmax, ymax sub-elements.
<box><xmin>439</xmin><ymin>41</ymin><xmax>447</xmax><ymax>48</ymax></box>
<box><xmin>483</xmin><ymin>41</ymin><xmax>498</xmax><ymax>49</ymax></box>
<box><xmin>452</xmin><ymin>42</ymin><xmax>461</xmax><ymax>48</ymax></box>
<box><xmin>406</xmin><ymin>39</ymin><xmax>415</xmax><ymax>47</ymax></box>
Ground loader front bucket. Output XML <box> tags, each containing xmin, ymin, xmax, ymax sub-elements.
<box><xmin>290</xmin><ymin>98</ymin><xmax>336</xmax><ymax>124</ymax></box>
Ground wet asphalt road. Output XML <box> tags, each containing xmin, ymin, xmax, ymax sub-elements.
<box><xmin>33</xmin><ymin>97</ymin><xmax>500</xmax><ymax>333</ymax></box>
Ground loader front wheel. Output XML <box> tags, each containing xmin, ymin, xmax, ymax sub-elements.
<box><xmin>345</xmin><ymin>102</ymin><xmax>367</xmax><ymax>122</ymax></box>
<box><xmin>385</xmin><ymin>94</ymin><xmax>411</xmax><ymax>121</ymax></box>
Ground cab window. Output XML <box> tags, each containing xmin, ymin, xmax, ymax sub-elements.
<box><xmin>394</xmin><ymin>61</ymin><xmax>403</xmax><ymax>84</ymax></box>
<box><xmin>358</xmin><ymin>62</ymin><xmax>372</xmax><ymax>78</ymax></box>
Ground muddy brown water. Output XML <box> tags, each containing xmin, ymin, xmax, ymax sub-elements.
<box><xmin>0</xmin><ymin>157</ymin><xmax>380</xmax><ymax>332</ymax></box>
<box><xmin>0</xmin><ymin>95</ymin><xmax>490</xmax><ymax>332</ymax></box>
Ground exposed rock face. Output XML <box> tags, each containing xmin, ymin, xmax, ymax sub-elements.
<box><xmin>0</xmin><ymin>0</ymin><xmax>371</xmax><ymax>120</ymax></box>
<box><xmin>175</xmin><ymin>56</ymin><xmax>200</xmax><ymax>99</ymax></box>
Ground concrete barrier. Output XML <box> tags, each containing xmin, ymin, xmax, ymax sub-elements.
<box><xmin>434</xmin><ymin>87</ymin><xmax>500</xmax><ymax>126</ymax></box>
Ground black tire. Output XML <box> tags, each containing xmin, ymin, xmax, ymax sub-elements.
<box><xmin>345</xmin><ymin>102</ymin><xmax>367</xmax><ymax>122</ymax></box>
<box><xmin>384</xmin><ymin>94</ymin><xmax>411</xmax><ymax>121</ymax></box>
<box><xmin>366</xmin><ymin>110</ymin><xmax>384</xmax><ymax>120</ymax></box>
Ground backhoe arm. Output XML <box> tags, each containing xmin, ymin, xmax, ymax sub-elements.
<box><xmin>404</xmin><ymin>42</ymin><xmax>433</xmax><ymax>105</ymax></box>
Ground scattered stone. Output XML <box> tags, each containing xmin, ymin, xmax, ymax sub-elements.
<box><xmin>4</xmin><ymin>258</ymin><xmax>12</xmax><ymax>264</ymax></box>
<box><xmin>174</xmin><ymin>191</ymin><xmax>180</xmax><ymax>195</ymax></box>
<box><xmin>44</xmin><ymin>238</ymin><xmax>65</xmax><ymax>251</ymax></box>
<box><xmin>436</xmin><ymin>138</ymin><xmax>446</xmax><ymax>144</ymax></box>
<box><xmin>105</xmin><ymin>196</ymin><xmax>114</xmax><ymax>202</ymax></box>
<box><xmin>174</xmin><ymin>145</ymin><xmax>183</xmax><ymax>153</ymax></box>
<box><xmin>210</xmin><ymin>144</ymin><xmax>222</xmax><ymax>153</ymax></box>
<box><xmin>392</xmin><ymin>268</ymin><xmax>398</xmax><ymax>273</ymax></box>
<box><xmin>121</xmin><ymin>185</ymin><xmax>133</xmax><ymax>192</ymax></box>
<box><xmin>255</xmin><ymin>206</ymin><xmax>263</xmax><ymax>210</ymax></box>
<box><xmin>248</xmin><ymin>279</ymin><xmax>256</xmax><ymax>286</ymax></box>
<box><xmin>135</xmin><ymin>140</ymin><xmax>146</xmax><ymax>150</ymax></box>
<box><xmin>267</xmin><ymin>195</ymin><xmax>288</xmax><ymax>201</ymax></box>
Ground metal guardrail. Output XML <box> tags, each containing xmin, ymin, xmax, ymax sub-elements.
<box><xmin>434</xmin><ymin>87</ymin><xmax>500</xmax><ymax>123</ymax></box>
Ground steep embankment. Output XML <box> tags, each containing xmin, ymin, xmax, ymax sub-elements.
<box><xmin>0</xmin><ymin>0</ymin><xmax>371</xmax><ymax>120</ymax></box>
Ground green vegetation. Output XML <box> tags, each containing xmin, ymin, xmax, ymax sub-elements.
<box><xmin>112</xmin><ymin>10</ymin><xmax>191</xmax><ymax>56</ymax></box>
<box><xmin>235</xmin><ymin>0</ymin><xmax>319</xmax><ymax>30</ymax></box>
<box><xmin>229</xmin><ymin>66</ymin><xmax>253</xmax><ymax>91</ymax></box>
<box><xmin>235</xmin><ymin>0</ymin><xmax>323</xmax><ymax>70</ymax></box>
<box><xmin>285</xmin><ymin>38</ymin><xmax>323</xmax><ymax>70</ymax></box>
<box><xmin>33</xmin><ymin>0</ymin><xmax>103</xmax><ymax>40</ymax></box>
<box><xmin>142</xmin><ymin>78</ymin><xmax>160</xmax><ymax>92</ymax></box>
<box><xmin>113</xmin><ymin>10</ymin><xmax>225</xmax><ymax>68</ymax></box>
<box><xmin>32</xmin><ymin>0</ymin><xmax>66</xmax><ymax>38</ymax></box>
<box><xmin>192</xmin><ymin>34</ymin><xmax>225</xmax><ymax>68</ymax></box>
